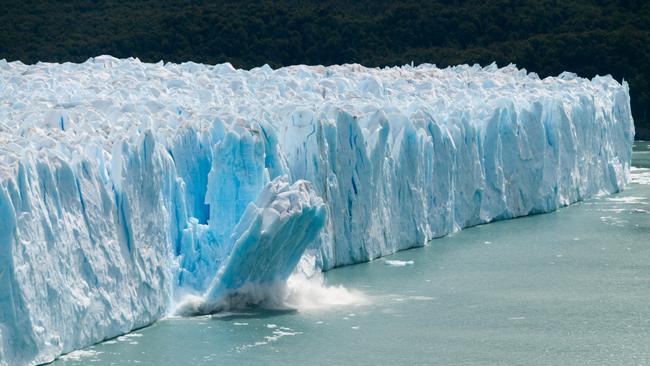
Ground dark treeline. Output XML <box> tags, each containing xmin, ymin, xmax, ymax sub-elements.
<box><xmin>1</xmin><ymin>0</ymin><xmax>649</xmax><ymax>138</ymax></box>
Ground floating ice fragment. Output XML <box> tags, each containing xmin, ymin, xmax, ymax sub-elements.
<box><xmin>407</xmin><ymin>296</ymin><xmax>435</xmax><ymax>301</ymax></box>
<box><xmin>59</xmin><ymin>350</ymin><xmax>103</xmax><ymax>361</ymax></box>
<box><xmin>384</xmin><ymin>260</ymin><xmax>415</xmax><ymax>267</ymax></box>
<box><xmin>508</xmin><ymin>317</ymin><xmax>526</xmax><ymax>320</ymax></box>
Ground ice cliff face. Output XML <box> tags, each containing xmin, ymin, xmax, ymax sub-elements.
<box><xmin>0</xmin><ymin>56</ymin><xmax>634</xmax><ymax>365</ymax></box>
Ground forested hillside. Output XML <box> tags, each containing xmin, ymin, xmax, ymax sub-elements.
<box><xmin>1</xmin><ymin>0</ymin><xmax>648</xmax><ymax>137</ymax></box>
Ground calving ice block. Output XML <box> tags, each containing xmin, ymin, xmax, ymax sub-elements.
<box><xmin>0</xmin><ymin>56</ymin><xmax>634</xmax><ymax>365</ymax></box>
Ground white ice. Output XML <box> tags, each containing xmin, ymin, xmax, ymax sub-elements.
<box><xmin>0</xmin><ymin>56</ymin><xmax>634</xmax><ymax>365</ymax></box>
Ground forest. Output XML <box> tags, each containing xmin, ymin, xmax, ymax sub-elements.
<box><xmin>1</xmin><ymin>0</ymin><xmax>648</xmax><ymax>138</ymax></box>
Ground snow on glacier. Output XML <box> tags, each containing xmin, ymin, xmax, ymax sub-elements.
<box><xmin>0</xmin><ymin>56</ymin><xmax>634</xmax><ymax>365</ymax></box>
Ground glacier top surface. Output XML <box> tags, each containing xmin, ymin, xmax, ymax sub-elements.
<box><xmin>0</xmin><ymin>56</ymin><xmax>626</xmax><ymax>174</ymax></box>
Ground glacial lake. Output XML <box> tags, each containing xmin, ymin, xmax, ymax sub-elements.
<box><xmin>54</xmin><ymin>142</ymin><xmax>650</xmax><ymax>366</ymax></box>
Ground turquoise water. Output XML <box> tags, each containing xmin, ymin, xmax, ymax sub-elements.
<box><xmin>54</xmin><ymin>143</ymin><xmax>650</xmax><ymax>366</ymax></box>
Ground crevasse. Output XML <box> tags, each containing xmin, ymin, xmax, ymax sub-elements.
<box><xmin>0</xmin><ymin>56</ymin><xmax>634</xmax><ymax>365</ymax></box>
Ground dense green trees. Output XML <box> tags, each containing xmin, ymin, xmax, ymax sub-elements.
<box><xmin>1</xmin><ymin>0</ymin><xmax>648</xmax><ymax>137</ymax></box>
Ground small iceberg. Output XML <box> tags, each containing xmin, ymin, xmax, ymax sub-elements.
<box><xmin>384</xmin><ymin>260</ymin><xmax>415</xmax><ymax>267</ymax></box>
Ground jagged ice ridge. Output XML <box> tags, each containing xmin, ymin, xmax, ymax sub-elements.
<box><xmin>0</xmin><ymin>56</ymin><xmax>634</xmax><ymax>365</ymax></box>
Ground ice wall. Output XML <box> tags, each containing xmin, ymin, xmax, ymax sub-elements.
<box><xmin>0</xmin><ymin>57</ymin><xmax>634</xmax><ymax>365</ymax></box>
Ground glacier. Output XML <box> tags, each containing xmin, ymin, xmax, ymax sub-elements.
<box><xmin>0</xmin><ymin>56</ymin><xmax>634</xmax><ymax>365</ymax></box>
